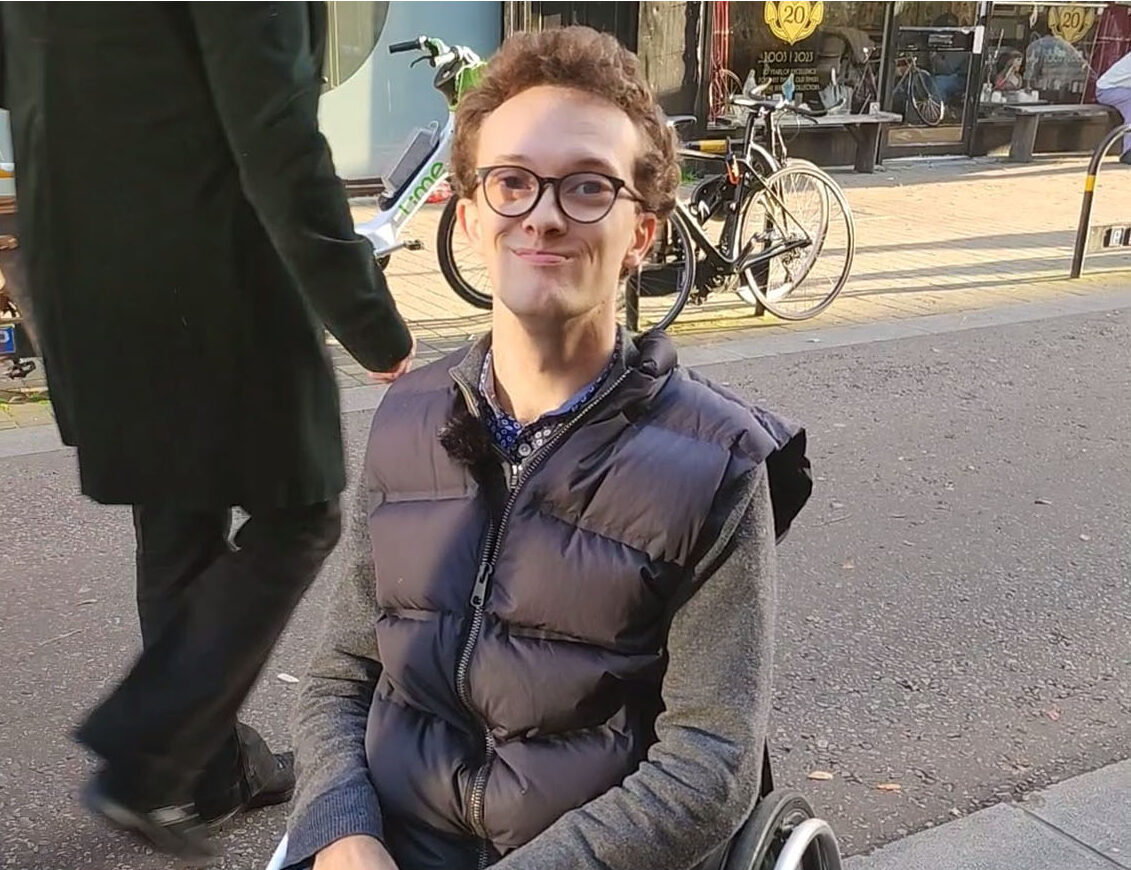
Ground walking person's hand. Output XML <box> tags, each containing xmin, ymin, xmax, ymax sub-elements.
<box><xmin>368</xmin><ymin>336</ymin><xmax>416</xmax><ymax>384</ymax></box>
<box><xmin>314</xmin><ymin>834</ymin><xmax>400</xmax><ymax>870</ymax></box>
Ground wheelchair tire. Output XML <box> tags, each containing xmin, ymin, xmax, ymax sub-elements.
<box><xmin>722</xmin><ymin>789</ymin><xmax>819</xmax><ymax>870</ymax></box>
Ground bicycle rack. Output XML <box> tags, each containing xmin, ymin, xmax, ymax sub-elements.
<box><xmin>1069</xmin><ymin>122</ymin><xmax>1131</xmax><ymax>279</ymax></box>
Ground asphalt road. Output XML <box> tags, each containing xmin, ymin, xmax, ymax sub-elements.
<box><xmin>1</xmin><ymin>306</ymin><xmax>1128</xmax><ymax>869</ymax></box>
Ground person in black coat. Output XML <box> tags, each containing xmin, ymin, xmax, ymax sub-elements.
<box><xmin>2</xmin><ymin>2</ymin><xmax>414</xmax><ymax>858</ymax></box>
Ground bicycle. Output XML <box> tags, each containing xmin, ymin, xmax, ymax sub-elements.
<box><xmin>891</xmin><ymin>54</ymin><xmax>946</xmax><ymax>127</ymax></box>
<box><xmin>709</xmin><ymin>67</ymin><xmax>745</xmax><ymax>124</ymax></box>
<box><xmin>848</xmin><ymin>49</ymin><xmax>881</xmax><ymax>114</ymax></box>
<box><xmin>850</xmin><ymin>52</ymin><xmax>945</xmax><ymax>127</ymax></box>
<box><xmin>622</xmin><ymin>88</ymin><xmax>856</xmax><ymax>330</ymax></box>
<box><xmin>351</xmin><ymin>36</ymin><xmax>486</xmax><ymax>277</ymax></box>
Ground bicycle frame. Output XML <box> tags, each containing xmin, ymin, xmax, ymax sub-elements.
<box><xmin>353</xmin><ymin>113</ymin><xmax>455</xmax><ymax>258</ymax></box>
<box><xmin>675</xmin><ymin>184</ymin><xmax>812</xmax><ymax>283</ymax></box>
<box><xmin>675</xmin><ymin>106</ymin><xmax>811</xmax><ymax>284</ymax></box>
<box><xmin>352</xmin><ymin>37</ymin><xmax>482</xmax><ymax>260</ymax></box>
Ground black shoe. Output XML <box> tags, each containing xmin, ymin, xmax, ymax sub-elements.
<box><xmin>1120</xmin><ymin>150</ymin><xmax>1131</xmax><ymax>166</ymax></box>
<box><xmin>82</xmin><ymin>770</ymin><xmax>216</xmax><ymax>863</ymax></box>
<box><xmin>195</xmin><ymin>725</ymin><xmax>295</xmax><ymax>825</ymax></box>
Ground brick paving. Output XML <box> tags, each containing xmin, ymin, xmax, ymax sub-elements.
<box><xmin>3</xmin><ymin>154</ymin><xmax>1130</xmax><ymax>429</ymax></box>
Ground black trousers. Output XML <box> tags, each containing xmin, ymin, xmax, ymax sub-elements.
<box><xmin>77</xmin><ymin>500</ymin><xmax>341</xmax><ymax>803</ymax></box>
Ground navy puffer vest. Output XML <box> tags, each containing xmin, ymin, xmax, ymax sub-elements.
<box><xmin>362</xmin><ymin>331</ymin><xmax>809</xmax><ymax>869</ymax></box>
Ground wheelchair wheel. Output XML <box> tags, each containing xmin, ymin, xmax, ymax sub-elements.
<box><xmin>723</xmin><ymin>789</ymin><xmax>820</xmax><ymax>870</ymax></box>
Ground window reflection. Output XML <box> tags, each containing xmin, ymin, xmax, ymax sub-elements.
<box><xmin>325</xmin><ymin>1</ymin><xmax>390</xmax><ymax>90</ymax></box>
<box><xmin>982</xmin><ymin>3</ymin><xmax>1100</xmax><ymax>108</ymax></box>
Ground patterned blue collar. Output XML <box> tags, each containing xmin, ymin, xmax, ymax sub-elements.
<box><xmin>478</xmin><ymin>333</ymin><xmax>622</xmax><ymax>461</ymax></box>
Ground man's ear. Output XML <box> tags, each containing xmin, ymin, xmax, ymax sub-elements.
<box><xmin>623</xmin><ymin>211</ymin><xmax>659</xmax><ymax>273</ymax></box>
<box><xmin>457</xmin><ymin>197</ymin><xmax>482</xmax><ymax>248</ymax></box>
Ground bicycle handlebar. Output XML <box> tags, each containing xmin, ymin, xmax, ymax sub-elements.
<box><xmin>731</xmin><ymin>94</ymin><xmax>843</xmax><ymax>118</ymax></box>
<box><xmin>389</xmin><ymin>36</ymin><xmax>460</xmax><ymax>69</ymax></box>
<box><xmin>389</xmin><ymin>39</ymin><xmax>423</xmax><ymax>54</ymax></box>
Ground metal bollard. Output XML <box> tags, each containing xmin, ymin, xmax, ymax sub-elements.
<box><xmin>1069</xmin><ymin>122</ymin><xmax>1131</xmax><ymax>279</ymax></box>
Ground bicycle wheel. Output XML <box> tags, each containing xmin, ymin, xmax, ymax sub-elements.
<box><xmin>437</xmin><ymin>197</ymin><xmax>493</xmax><ymax>310</ymax></box>
<box><xmin>909</xmin><ymin>68</ymin><xmax>945</xmax><ymax>127</ymax></box>
<box><xmin>624</xmin><ymin>210</ymin><xmax>696</xmax><ymax>333</ymax></box>
<box><xmin>851</xmin><ymin>65</ymin><xmax>878</xmax><ymax>113</ymax></box>
<box><xmin>709</xmin><ymin>68</ymin><xmax>744</xmax><ymax>122</ymax></box>
<box><xmin>734</xmin><ymin>163</ymin><xmax>829</xmax><ymax>303</ymax></box>
<box><xmin>735</xmin><ymin>164</ymin><xmax>854</xmax><ymax>321</ymax></box>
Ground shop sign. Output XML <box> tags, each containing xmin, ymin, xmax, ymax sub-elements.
<box><xmin>764</xmin><ymin>1</ymin><xmax>825</xmax><ymax>45</ymax></box>
<box><xmin>1048</xmin><ymin>6</ymin><xmax>1095</xmax><ymax>44</ymax></box>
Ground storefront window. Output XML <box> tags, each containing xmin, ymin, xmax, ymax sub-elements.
<box><xmin>716</xmin><ymin>2</ymin><xmax>888</xmax><ymax>115</ymax></box>
<box><xmin>890</xmin><ymin>2</ymin><xmax>977</xmax><ymax>140</ymax></box>
<box><xmin>324</xmin><ymin>1</ymin><xmax>390</xmax><ymax>90</ymax></box>
<box><xmin>982</xmin><ymin>3</ymin><xmax>1101</xmax><ymax>108</ymax></box>
<box><xmin>706</xmin><ymin>1</ymin><xmax>1128</xmax><ymax>158</ymax></box>
<box><xmin>713</xmin><ymin>1</ymin><xmax>978</xmax><ymax>134</ymax></box>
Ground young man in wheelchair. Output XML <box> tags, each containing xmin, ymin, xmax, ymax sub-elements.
<box><xmin>284</xmin><ymin>26</ymin><xmax>812</xmax><ymax>870</ymax></box>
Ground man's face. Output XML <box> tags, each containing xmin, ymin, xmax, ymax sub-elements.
<box><xmin>457</xmin><ymin>85</ymin><xmax>658</xmax><ymax>326</ymax></box>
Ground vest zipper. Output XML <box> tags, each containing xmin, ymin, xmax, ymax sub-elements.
<box><xmin>453</xmin><ymin>366</ymin><xmax>634</xmax><ymax>849</ymax></box>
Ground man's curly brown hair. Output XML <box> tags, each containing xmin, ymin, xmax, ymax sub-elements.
<box><xmin>451</xmin><ymin>26</ymin><xmax>680</xmax><ymax>219</ymax></box>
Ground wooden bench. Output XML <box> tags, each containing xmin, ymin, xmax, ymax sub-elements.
<box><xmin>804</xmin><ymin>111</ymin><xmax>902</xmax><ymax>173</ymax></box>
<box><xmin>708</xmin><ymin>111</ymin><xmax>902</xmax><ymax>173</ymax></box>
<box><xmin>1001</xmin><ymin>104</ymin><xmax>1117</xmax><ymax>163</ymax></box>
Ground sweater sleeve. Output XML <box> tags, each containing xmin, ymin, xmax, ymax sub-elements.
<box><xmin>491</xmin><ymin>465</ymin><xmax>778</xmax><ymax>870</ymax></box>
<box><xmin>284</xmin><ymin>481</ymin><xmax>385</xmax><ymax>869</ymax></box>
<box><xmin>187</xmin><ymin>3</ymin><xmax>412</xmax><ymax>372</ymax></box>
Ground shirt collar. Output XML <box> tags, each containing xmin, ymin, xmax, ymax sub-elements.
<box><xmin>478</xmin><ymin>330</ymin><xmax>623</xmax><ymax>427</ymax></box>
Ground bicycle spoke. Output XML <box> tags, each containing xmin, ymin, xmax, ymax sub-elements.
<box><xmin>439</xmin><ymin>200</ymin><xmax>495</xmax><ymax>309</ymax></box>
<box><xmin>735</xmin><ymin>165</ymin><xmax>854</xmax><ymax>320</ymax></box>
<box><xmin>624</xmin><ymin>213</ymin><xmax>694</xmax><ymax>332</ymax></box>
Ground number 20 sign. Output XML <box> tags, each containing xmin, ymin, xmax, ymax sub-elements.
<box><xmin>1048</xmin><ymin>6</ymin><xmax>1095</xmax><ymax>44</ymax></box>
<box><xmin>764</xmin><ymin>1</ymin><xmax>825</xmax><ymax>46</ymax></box>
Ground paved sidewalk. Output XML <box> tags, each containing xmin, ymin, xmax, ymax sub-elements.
<box><xmin>845</xmin><ymin>758</ymin><xmax>1131</xmax><ymax>869</ymax></box>
<box><xmin>3</xmin><ymin>153</ymin><xmax>1130</xmax><ymax>429</ymax></box>
<box><xmin>346</xmin><ymin>153</ymin><xmax>1131</xmax><ymax>348</ymax></box>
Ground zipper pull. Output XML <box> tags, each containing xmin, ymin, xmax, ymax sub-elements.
<box><xmin>470</xmin><ymin>562</ymin><xmax>492</xmax><ymax>608</ymax></box>
<box><xmin>502</xmin><ymin>460</ymin><xmax>522</xmax><ymax>490</ymax></box>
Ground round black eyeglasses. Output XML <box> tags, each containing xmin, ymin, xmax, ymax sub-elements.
<box><xmin>474</xmin><ymin>165</ymin><xmax>643</xmax><ymax>224</ymax></box>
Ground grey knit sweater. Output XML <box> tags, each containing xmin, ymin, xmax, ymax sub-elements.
<box><xmin>285</xmin><ymin>458</ymin><xmax>778</xmax><ymax>870</ymax></box>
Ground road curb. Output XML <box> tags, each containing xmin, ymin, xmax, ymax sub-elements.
<box><xmin>844</xmin><ymin>759</ymin><xmax>1131</xmax><ymax>870</ymax></box>
<box><xmin>2</xmin><ymin>286</ymin><xmax>1129</xmax><ymax>458</ymax></box>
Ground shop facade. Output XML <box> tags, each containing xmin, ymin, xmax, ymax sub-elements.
<box><xmin>701</xmin><ymin>1</ymin><xmax>1131</xmax><ymax>165</ymax></box>
<box><xmin>5</xmin><ymin>2</ymin><xmax>1128</xmax><ymax>186</ymax></box>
